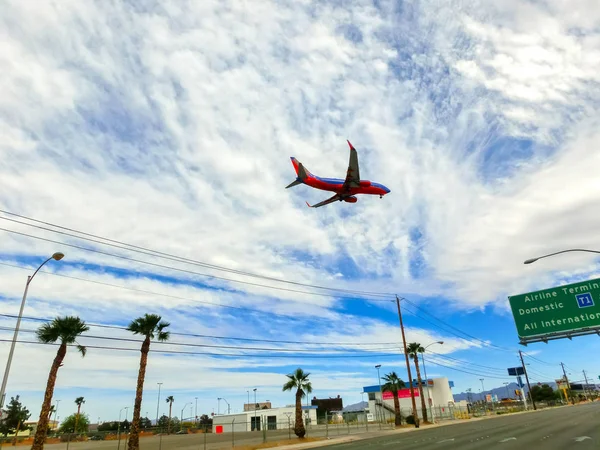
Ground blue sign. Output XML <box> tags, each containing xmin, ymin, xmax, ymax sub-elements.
<box><xmin>508</xmin><ymin>367</ymin><xmax>524</xmax><ymax>376</ymax></box>
<box><xmin>576</xmin><ymin>293</ymin><xmax>595</xmax><ymax>308</ymax></box>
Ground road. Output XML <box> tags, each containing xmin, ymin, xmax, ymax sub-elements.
<box><xmin>325</xmin><ymin>402</ymin><xmax>599</xmax><ymax>450</ymax></box>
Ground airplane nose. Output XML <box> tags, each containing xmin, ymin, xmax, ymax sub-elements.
<box><xmin>385</xmin><ymin>187</ymin><xmax>391</xmax><ymax>194</ymax></box>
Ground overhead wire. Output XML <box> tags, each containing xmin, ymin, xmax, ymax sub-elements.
<box><xmin>0</xmin><ymin>326</ymin><xmax>402</xmax><ymax>353</ymax></box>
<box><xmin>0</xmin><ymin>261</ymin><xmax>349</xmax><ymax>324</ymax></box>
<box><xmin>0</xmin><ymin>210</ymin><xmax>519</xmax><ymax>356</ymax></box>
<box><xmin>0</xmin><ymin>212</ymin><xmax>394</xmax><ymax>299</ymax></box>
<box><xmin>0</xmin><ymin>338</ymin><xmax>404</xmax><ymax>359</ymax></box>
<box><xmin>401</xmin><ymin>297</ymin><xmax>516</xmax><ymax>353</ymax></box>
<box><xmin>0</xmin><ymin>313</ymin><xmax>401</xmax><ymax>347</ymax></box>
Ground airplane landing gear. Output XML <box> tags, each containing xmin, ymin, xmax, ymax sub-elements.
<box><xmin>380</xmin><ymin>195</ymin><xmax>383</xmax><ymax>199</ymax></box>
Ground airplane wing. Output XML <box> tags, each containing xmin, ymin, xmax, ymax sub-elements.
<box><xmin>306</xmin><ymin>194</ymin><xmax>341</xmax><ymax>208</ymax></box>
<box><xmin>343</xmin><ymin>140</ymin><xmax>360</xmax><ymax>190</ymax></box>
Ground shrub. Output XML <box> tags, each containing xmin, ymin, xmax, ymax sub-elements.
<box><xmin>405</xmin><ymin>415</ymin><xmax>415</xmax><ymax>425</ymax></box>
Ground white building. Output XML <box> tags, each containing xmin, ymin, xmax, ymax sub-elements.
<box><xmin>363</xmin><ymin>377</ymin><xmax>455</xmax><ymax>420</ymax></box>
<box><xmin>212</xmin><ymin>405</ymin><xmax>318</xmax><ymax>433</ymax></box>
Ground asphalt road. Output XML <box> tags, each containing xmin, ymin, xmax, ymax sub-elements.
<box><xmin>326</xmin><ymin>402</ymin><xmax>599</xmax><ymax>450</ymax></box>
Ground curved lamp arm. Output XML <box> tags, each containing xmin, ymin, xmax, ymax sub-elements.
<box><xmin>524</xmin><ymin>249</ymin><xmax>600</xmax><ymax>264</ymax></box>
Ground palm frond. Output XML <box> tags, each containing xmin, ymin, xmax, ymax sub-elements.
<box><xmin>77</xmin><ymin>345</ymin><xmax>87</xmax><ymax>357</ymax></box>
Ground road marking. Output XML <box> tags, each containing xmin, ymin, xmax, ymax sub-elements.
<box><xmin>574</xmin><ymin>436</ymin><xmax>591</xmax><ymax>442</ymax></box>
<box><xmin>437</xmin><ymin>438</ymin><xmax>455</xmax><ymax>443</ymax></box>
<box><xmin>499</xmin><ymin>437</ymin><xmax>517</xmax><ymax>442</ymax></box>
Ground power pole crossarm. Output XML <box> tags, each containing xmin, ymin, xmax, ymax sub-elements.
<box><xmin>519</xmin><ymin>351</ymin><xmax>536</xmax><ymax>410</ymax></box>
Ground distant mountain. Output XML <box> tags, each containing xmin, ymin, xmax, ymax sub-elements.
<box><xmin>453</xmin><ymin>381</ymin><xmax>558</xmax><ymax>402</ymax></box>
<box><xmin>343</xmin><ymin>401</ymin><xmax>367</xmax><ymax>412</ymax></box>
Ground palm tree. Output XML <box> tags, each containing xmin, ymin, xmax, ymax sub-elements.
<box><xmin>74</xmin><ymin>396</ymin><xmax>85</xmax><ymax>434</ymax></box>
<box><xmin>381</xmin><ymin>371</ymin><xmax>406</xmax><ymax>426</ymax></box>
<box><xmin>282</xmin><ymin>368</ymin><xmax>312</xmax><ymax>439</ymax></box>
<box><xmin>166</xmin><ymin>396</ymin><xmax>174</xmax><ymax>434</ymax></box>
<box><xmin>31</xmin><ymin>316</ymin><xmax>89</xmax><ymax>450</ymax></box>
<box><xmin>407</xmin><ymin>342</ymin><xmax>428</xmax><ymax>422</ymax></box>
<box><xmin>126</xmin><ymin>314</ymin><xmax>170</xmax><ymax>450</ymax></box>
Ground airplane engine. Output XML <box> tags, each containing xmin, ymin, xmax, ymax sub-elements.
<box><xmin>343</xmin><ymin>196</ymin><xmax>358</xmax><ymax>203</ymax></box>
<box><xmin>359</xmin><ymin>180</ymin><xmax>371</xmax><ymax>187</ymax></box>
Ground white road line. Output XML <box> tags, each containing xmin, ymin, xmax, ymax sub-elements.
<box><xmin>499</xmin><ymin>437</ymin><xmax>517</xmax><ymax>442</ymax></box>
<box><xmin>437</xmin><ymin>438</ymin><xmax>455</xmax><ymax>443</ymax></box>
<box><xmin>574</xmin><ymin>436</ymin><xmax>591</xmax><ymax>442</ymax></box>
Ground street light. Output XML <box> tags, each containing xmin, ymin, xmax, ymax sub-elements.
<box><xmin>195</xmin><ymin>397</ymin><xmax>198</xmax><ymax>424</ymax></box>
<box><xmin>421</xmin><ymin>341</ymin><xmax>443</xmax><ymax>423</ymax></box>
<box><xmin>218</xmin><ymin>397</ymin><xmax>230</xmax><ymax>415</ymax></box>
<box><xmin>253</xmin><ymin>388</ymin><xmax>257</xmax><ymax>431</ymax></box>
<box><xmin>156</xmin><ymin>382</ymin><xmax>163</xmax><ymax>426</ymax></box>
<box><xmin>0</xmin><ymin>252</ymin><xmax>65</xmax><ymax>408</ymax></box>
<box><xmin>503</xmin><ymin>382</ymin><xmax>510</xmax><ymax>399</ymax></box>
<box><xmin>524</xmin><ymin>248</ymin><xmax>600</xmax><ymax>264</ymax></box>
<box><xmin>181</xmin><ymin>402</ymin><xmax>191</xmax><ymax>425</ymax></box>
<box><xmin>375</xmin><ymin>365</ymin><xmax>382</xmax><ymax>426</ymax></box>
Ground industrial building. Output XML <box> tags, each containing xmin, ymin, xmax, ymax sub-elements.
<box><xmin>212</xmin><ymin>404</ymin><xmax>318</xmax><ymax>433</ymax></box>
<box><xmin>363</xmin><ymin>377</ymin><xmax>455</xmax><ymax>420</ymax></box>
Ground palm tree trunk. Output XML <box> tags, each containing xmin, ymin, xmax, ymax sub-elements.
<box><xmin>31</xmin><ymin>343</ymin><xmax>67</xmax><ymax>450</ymax></box>
<box><xmin>293</xmin><ymin>389</ymin><xmax>306</xmax><ymax>438</ymax></box>
<box><xmin>75</xmin><ymin>405</ymin><xmax>81</xmax><ymax>434</ymax></box>
<box><xmin>413</xmin><ymin>356</ymin><xmax>428</xmax><ymax>422</ymax></box>
<box><xmin>393</xmin><ymin>393</ymin><xmax>401</xmax><ymax>426</ymax></box>
<box><xmin>168</xmin><ymin>402</ymin><xmax>172</xmax><ymax>434</ymax></box>
<box><xmin>128</xmin><ymin>337</ymin><xmax>150</xmax><ymax>450</ymax></box>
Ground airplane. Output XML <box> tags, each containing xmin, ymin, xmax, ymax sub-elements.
<box><xmin>286</xmin><ymin>140</ymin><xmax>390</xmax><ymax>208</ymax></box>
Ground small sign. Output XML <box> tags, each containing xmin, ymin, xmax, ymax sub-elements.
<box><xmin>576</xmin><ymin>293</ymin><xmax>594</xmax><ymax>308</ymax></box>
<box><xmin>366</xmin><ymin>413</ymin><xmax>374</xmax><ymax>422</ymax></box>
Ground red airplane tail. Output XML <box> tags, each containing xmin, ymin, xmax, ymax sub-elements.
<box><xmin>286</xmin><ymin>157</ymin><xmax>311</xmax><ymax>189</ymax></box>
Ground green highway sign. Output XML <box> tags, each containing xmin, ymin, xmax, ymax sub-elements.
<box><xmin>509</xmin><ymin>277</ymin><xmax>600</xmax><ymax>344</ymax></box>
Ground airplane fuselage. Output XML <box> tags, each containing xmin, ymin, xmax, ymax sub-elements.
<box><xmin>304</xmin><ymin>175</ymin><xmax>390</xmax><ymax>197</ymax></box>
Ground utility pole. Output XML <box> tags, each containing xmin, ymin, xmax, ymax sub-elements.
<box><xmin>518</xmin><ymin>350</ymin><xmax>536</xmax><ymax>410</ymax></box>
<box><xmin>582</xmin><ymin>370</ymin><xmax>590</xmax><ymax>400</ymax></box>
<box><xmin>395</xmin><ymin>296</ymin><xmax>419</xmax><ymax>427</ymax></box>
<box><xmin>560</xmin><ymin>363</ymin><xmax>575</xmax><ymax>405</ymax></box>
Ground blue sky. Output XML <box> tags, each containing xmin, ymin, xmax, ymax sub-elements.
<box><xmin>1</xmin><ymin>0</ymin><xmax>600</xmax><ymax>424</ymax></box>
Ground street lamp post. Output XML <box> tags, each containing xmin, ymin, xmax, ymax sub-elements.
<box><xmin>195</xmin><ymin>397</ymin><xmax>198</xmax><ymax>425</ymax></box>
<box><xmin>181</xmin><ymin>402</ymin><xmax>191</xmax><ymax>427</ymax></box>
<box><xmin>218</xmin><ymin>397</ymin><xmax>230</xmax><ymax>415</ymax></box>
<box><xmin>253</xmin><ymin>388</ymin><xmax>257</xmax><ymax>431</ymax></box>
<box><xmin>375</xmin><ymin>365</ymin><xmax>382</xmax><ymax>426</ymax></box>
<box><xmin>524</xmin><ymin>248</ymin><xmax>600</xmax><ymax>265</ymax></box>
<box><xmin>421</xmin><ymin>341</ymin><xmax>443</xmax><ymax>423</ymax></box>
<box><xmin>156</xmin><ymin>382</ymin><xmax>163</xmax><ymax>427</ymax></box>
<box><xmin>0</xmin><ymin>252</ymin><xmax>64</xmax><ymax>408</ymax></box>
<box><xmin>54</xmin><ymin>400</ymin><xmax>61</xmax><ymax>428</ymax></box>
<box><xmin>504</xmin><ymin>382</ymin><xmax>510</xmax><ymax>399</ymax></box>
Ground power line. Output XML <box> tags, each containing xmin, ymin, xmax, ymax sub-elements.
<box><xmin>427</xmin><ymin>351</ymin><xmax>507</xmax><ymax>373</ymax></box>
<box><xmin>0</xmin><ymin>211</ymin><xmax>516</xmax><ymax>354</ymax></box>
<box><xmin>0</xmin><ymin>338</ymin><xmax>404</xmax><ymax>359</ymax></box>
<box><xmin>0</xmin><ymin>326</ymin><xmax>401</xmax><ymax>354</ymax></box>
<box><xmin>424</xmin><ymin>359</ymin><xmax>508</xmax><ymax>380</ymax></box>
<box><xmin>521</xmin><ymin>352</ymin><xmax>557</xmax><ymax>367</ymax></box>
<box><xmin>0</xmin><ymin>261</ymin><xmax>505</xmax><ymax>354</ymax></box>
<box><xmin>0</xmin><ymin>212</ymin><xmax>394</xmax><ymax>299</ymax></box>
<box><xmin>0</xmin><ymin>261</ymin><xmax>345</xmax><ymax>324</ymax></box>
<box><xmin>0</xmin><ymin>313</ymin><xmax>401</xmax><ymax>347</ymax></box>
<box><xmin>0</xmin><ymin>260</ymin><xmax>514</xmax><ymax>362</ymax></box>
<box><xmin>401</xmin><ymin>298</ymin><xmax>515</xmax><ymax>353</ymax></box>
